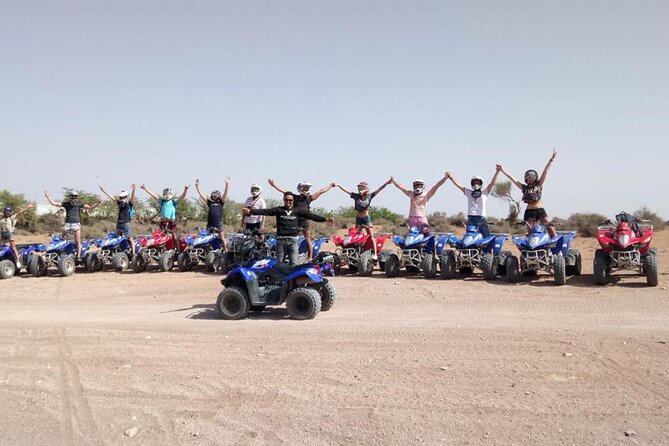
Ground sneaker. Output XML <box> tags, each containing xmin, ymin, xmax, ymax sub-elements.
<box><xmin>15</xmin><ymin>261</ymin><xmax>22</xmax><ymax>269</ymax></box>
<box><xmin>372</xmin><ymin>254</ymin><xmax>378</xmax><ymax>261</ymax></box>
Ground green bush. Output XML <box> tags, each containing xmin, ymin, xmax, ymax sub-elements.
<box><xmin>0</xmin><ymin>189</ymin><xmax>37</xmax><ymax>232</ymax></box>
<box><xmin>635</xmin><ymin>207</ymin><xmax>666</xmax><ymax>231</ymax></box>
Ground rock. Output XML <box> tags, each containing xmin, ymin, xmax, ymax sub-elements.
<box><xmin>144</xmin><ymin>336</ymin><xmax>152</xmax><ymax>340</ymax></box>
<box><xmin>124</xmin><ymin>426</ymin><xmax>139</xmax><ymax>437</ymax></box>
<box><xmin>562</xmin><ymin>352</ymin><xmax>573</xmax><ymax>357</ymax></box>
<box><xmin>624</xmin><ymin>430</ymin><xmax>636</xmax><ymax>437</ymax></box>
<box><xmin>439</xmin><ymin>366</ymin><xmax>448</xmax><ymax>371</ymax></box>
<box><xmin>661</xmin><ymin>287</ymin><xmax>666</xmax><ymax>290</ymax></box>
<box><xmin>394</xmin><ymin>281</ymin><xmax>400</xmax><ymax>285</ymax></box>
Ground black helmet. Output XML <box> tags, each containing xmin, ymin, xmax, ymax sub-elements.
<box><xmin>524</xmin><ymin>170</ymin><xmax>538</xmax><ymax>183</ymax></box>
<box><xmin>3</xmin><ymin>207</ymin><xmax>12</xmax><ymax>215</ymax></box>
<box><xmin>210</xmin><ymin>190</ymin><xmax>221</xmax><ymax>200</ymax></box>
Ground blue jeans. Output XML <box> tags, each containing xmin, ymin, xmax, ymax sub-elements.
<box><xmin>276</xmin><ymin>237</ymin><xmax>299</xmax><ymax>266</ymax></box>
<box><xmin>467</xmin><ymin>215</ymin><xmax>490</xmax><ymax>237</ymax></box>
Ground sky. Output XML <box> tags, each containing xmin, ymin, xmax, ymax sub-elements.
<box><xmin>2</xmin><ymin>0</ymin><xmax>668</xmax><ymax>219</ymax></box>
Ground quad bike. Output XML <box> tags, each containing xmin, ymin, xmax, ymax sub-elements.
<box><xmin>132</xmin><ymin>230</ymin><xmax>177</xmax><ymax>273</ymax></box>
<box><xmin>177</xmin><ymin>229</ymin><xmax>224</xmax><ymax>272</ymax></box>
<box><xmin>297</xmin><ymin>236</ymin><xmax>329</xmax><ymax>265</ymax></box>
<box><xmin>0</xmin><ymin>243</ymin><xmax>21</xmax><ymax>279</ymax></box>
<box><xmin>380</xmin><ymin>225</ymin><xmax>450</xmax><ymax>279</ymax></box>
<box><xmin>217</xmin><ymin>255</ymin><xmax>336</xmax><ymax>320</ymax></box>
<box><xmin>220</xmin><ymin>230</ymin><xmax>271</xmax><ymax>274</ymax></box>
<box><xmin>26</xmin><ymin>234</ymin><xmax>84</xmax><ymax>277</ymax></box>
<box><xmin>504</xmin><ymin>224</ymin><xmax>581</xmax><ymax>285</ymax></box>
<box><xmin>82</xmin><ymin>232</ymin><xmax>141</xmax><ymax>272</ymax></box>
<box><xmin>439</xmin><ymin>224</ymin><xmax>510</xmax><ymax>281</ymax></box>
<box><xmin>321</xmin><ymin>226</ymin><xmax>391</xmax><ymax>276</ymax></box>
<box><xmin>594</xmin><ymin>212</ymin><xmax>657</xmax><ymax>286</ymax></box>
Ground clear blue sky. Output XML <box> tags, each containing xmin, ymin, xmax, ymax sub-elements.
<box><xmin>2</xmin><ymin>1</ymin><xmax>667</xmax><ymax>219</ymax></box>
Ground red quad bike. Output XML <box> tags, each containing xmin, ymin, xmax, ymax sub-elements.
<box><xmin>132</xmin><ymin>229</ymin><xmax>177</xmax><ymax>273</ymax></box>
<box><xmin>594</xmin><ymin>212</ymin><xmax>658</xmax><ymax>286</ymax></box>
<box><xmin>320</xmin><ymin>226</ymin><xmax>392</xmax><ymax>276</ymax></box>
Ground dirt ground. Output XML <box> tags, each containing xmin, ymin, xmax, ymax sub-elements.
<box><xmin>0</xmin><ymin>232</ymin><xmax>668</xmax><ymax>446</ymax></box>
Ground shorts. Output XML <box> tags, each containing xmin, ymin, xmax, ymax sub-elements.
<box><xmin>298</xmin><ymin>219</ymin><xmax>310</xmax><ymax>231</ymax></box>
<box><xmin>245</xmin><ymin>222</ymin><xmax>262</xmax><ymax>232</ymax></box>
<box><xmin>1</xmin><ymin>230</ymin><xmax>14</xmax><ymax>242</ymax></box>
<box><xmin>207</xmin><ymin>226</ymin><xmax>222</xmax><ymax>234</ymax></box>
<box><xmin>116</xmin><ymin>222</ymin><xmax>133</xmax><ymax>237</ymax></box>
<box><xmin>408</xmin><ymin>216</ymin><xmax>429</xmax><ymax>229</ymax></box>
<box><xmin>159</xmin><ymin>220</ymin><xmax>178</xmax><ymax>233</ymax></box>
<box><xmin>355</xmin><ymin>216</ymin><xmax>372</xmax><ymax>227</ymax></box>
<box><xmin>62</xmin><ymin>223</ymin><xmax>81</xmax><ymax>234</ymax></box>
<box><xmin>524</xmin><ymin>207</ymin><xmax>549</xmax><ymax>222</ymax></box>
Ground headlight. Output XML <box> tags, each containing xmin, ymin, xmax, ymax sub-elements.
<box><xmin>529</xmin><ymin>236</ymin><xmax>540</xmax><ymax>249</ymax></box>
<box><xmin>463</xmin><ymin>236</ymin><xmax>473</xmax><ymax>245</ymax></box>
<box><xmin>617</xmin><ymin>234</ymin><xmax>630</xmax><ymax>247</ymax></box>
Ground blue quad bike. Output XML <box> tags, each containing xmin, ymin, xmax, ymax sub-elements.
<box><xmin>221</xmin><ymin>231</ymin><xmax>272</xmax><ymax>274</ymax></box>
<box><xmin>0</xmin><ymin>242</ymin><xmax>45</xmax><ymax>279</ymax></box>
<box><xmin>83</xmin><ymin>232</ymin><xmax>141</xmax><ymax>272</ymax></box>
<box><xmin>217</xmin><ymin>255</ymin><xmax>337</xmax><ymax>320</ymax></box>
<box><xmin>26</xmin><ymin>235</ymin><xmax>94</xmax><ymax>277</ymax></box>
<box><xmin>178</xmin><ymin>229</ymin><xmax>224</xmax><ymax>272</ymax></box>
<box><xmin>504</xmin><ymin>225</ymin><xmax>582</xmax><ymax>285</ymax></box>
<box><xmin>267</xmin><ymin>235</ymin><xmax>329</xmax><ymax>265</ymax></box>
<box><xmin>439</xmin><ymin>225</ymin><xmax>511</xmax><ymax>281</ymax></box>
<box><xmin>379</xmin><ymin>225</ymin><xmax>452</xmax><ymax>278</ymax></box>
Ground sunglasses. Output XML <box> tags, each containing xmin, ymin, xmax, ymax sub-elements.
<box><xmin>283</xmin><ymin>198</ymin><xmax>294</xmax><ymax>202</ymax></box>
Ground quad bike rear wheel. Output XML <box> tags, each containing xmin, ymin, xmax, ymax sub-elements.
<box><xmin>84</xmin><ymin>252</ymin><xmax>103</xmax><ymax>273</ymax></box>
<box><xmin>286</xmin><ymin>287</ymin><xmax>322</xmax><ymax>320</ymax></box>
<box><xmin>384</xmin><ymin>254</ymin><xmax>400</xmax><ymax>278</ymax></box>
<box><xmin>481</xmin><ymin>252</ymin><xmax>498</xmax><ymax>281</ymax></box>
<box><xmin>504</xmin><ymin>255</ymin><xmax>519</xmax><ymax>283</ymax></box>
<box><xmin>565</xmin><ymin>249</ymin><xmax>582</xmax><ymax>276</ymax></box>
<box><xmin>358</xmin><ymin>251</ymin><xmax>374</xmax><ymax>276</ymax></box>
<box><xmin>158</xmin><ymin>250</ymin><xmax>175</xmax><ymax>272</ymax></box>
<box><xmin>205</xmin><ymin>250</ymin><xmax>219</xmax><ymax>273</ymax></box>
<box><xmin>177</xmin><ymin>251</ymin><xmax>193</xmax><ymax>272</ymax></box>
<box><xmin>132</xmin><ymin>254</ymin><xmax>148</xmax><ymax>273</ymax></box>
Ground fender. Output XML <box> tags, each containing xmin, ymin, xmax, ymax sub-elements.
<box><xmin>392</xmin><ymin>235</ymin><xmax>405</xmax><ymax>247</ymax></box>
<box><xmin>312</xmin><ymin>237</ymin><xmax>329</xmax><ymax>257</ymax></box>
<box><xmin>434</xmin><ymin>234</ymin><xmax>452</xmax><ymax>255</ymax></box>
<box><xmin>0</xmin><ymin>246</ymin><xmax>13</xmax><ymax>260</ymax></box>
<box><xmin>490</xmin><ymin>235</ymin><xmax>509</xmax><ymax>255</ymax></box>
<box><xmin>375</xmin><ymin>233</ymin><xmax>392</xmax><ymax>253</ymax></box>
<box><xmin>285</xmin><ymin>265</ymin><xmax>324</xmax><ymax>283</ymax></box>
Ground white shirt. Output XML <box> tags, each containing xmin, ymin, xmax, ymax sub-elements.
<box><xmin>244</xmin><ymin>196</ymin><xmax>266</xmax><ymax>224</ymax></box>
<box><xmin>464</xmin><ymin>188</ymin><xmax>489</xmax><ymax>217</ymax></box>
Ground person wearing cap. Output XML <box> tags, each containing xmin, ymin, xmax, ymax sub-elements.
<box><xmin>446</xmin><ymin>166</ymin><xmax>501</xmax><ymax>237</ymax></box>
<box><xmin>1</xmin><ymin>203</ymin><xmax>35</xmax><ymax>268</ymax></box>
<box><xmin>267</xmin><ymin>178</ymin><xmax>335</xmax><ymax>260</ymax></box>
<box><xmin>194</xmin><ymin>177</ymin><xmax>229</xmax><ymax>249</ymax></box>
<box><xmin>99</xmin><ymin>184</ymin><xmax>138</xmax><ymax>256</ymax></box>
<box><xmin>390</xmin><ymin>173</ymin><xmax>450</xmax><ymax>231</ymax></box>
<box><xmin>242</xmin><ymin>191</ymin><xmax>334</xmax><ymax>266</ymax></box>
<box><xmin>242</xmin><ymin>183</ymin><xmax>266</xmax><ymax>232</ymax></box>
<box><xmin>498</xmin><ymin>148</ymin><xmax>557</xmax><ymax>237</ymax></box>
<box><xmin>44</xmin><ymin>189</ymin><xmax>101</xmax><ymax>259</ymax></box>
<box><xmin>334</xmin><ymin>178</ymin><xmax>392</xmax><ymax>259</ymax></box>
<box><xmin>140</xmin><ymin>183</ymin><xmax>190</xmax><ymax>249</ymax></box>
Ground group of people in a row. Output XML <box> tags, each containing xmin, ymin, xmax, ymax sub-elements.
<box><xmin>0</xmin><ymin>150</ymin><xmax>558</xmax><ymax>266</ymax></box>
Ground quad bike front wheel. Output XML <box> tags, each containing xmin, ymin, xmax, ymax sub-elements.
<box><xmin>317</xmin><ymin>279</ymin><xmax>336</xmax><ymax>312</ymax></box>
<box><xmin>177</xmin><ymin>251</ymin><xmax>193</xmax><ymax>272</ymax></box>
<box><xmin>421</xmin><ymin>252</ymin><xmax>437</xmax><ymax>279</ymax></box>
<box><xmin>504</xmin><ymin>255</ymin><xmax>519</xmax><ymax>283</ymax></box>
<box><xmin>57</xmin><ymin>256</ymin><xmax>75</xmax><ymax>277</ymax></box>
<box><xmin>644</xmin><ymin>251</ymin><xmax>659</xmax><ymax>287</ymax></box>
<box><xmin>384</xmin><ymin>254</ymin><xmax>400</xmax><ymax>278</ymax></box>
<box><xmin>28</xmin><ymin>255</ymin><xmax>48</xmax><ymax>277</ymax></box>
<box><xmin>113</xmin><ymin>252</ymin><xmax>129</xmax><ymax>271</ymax></box>
<box><xmin>132</xmin><ymin>254</ymin><xmax>148</xmax><ymax>273</ymax></box>
<box><xmin>439</xmin><ymin>251</ymin><xmax>456</xmax><ymax>280</ymax></box>
<box><xmin>553</xmin><ymin>255</ymin><xmax>566</xmax><ymax>286</ymax></box>
<box><xmin>158</xmin><ymin>250</ymin><xmax>175</xmax><ymax>272</ymax></box>
<box><xmin>217</xmin><ymin>286</ymin><xmax>250</xmax><ymax>320</ymax></box>
<box><xmin>481</xmin><ymin>252</ymin><xmax>498</xmax><ymax>281</ymax></box>
<box><xmin>205</xmin><ymin>250</ymin><xmax>219</xmax><ymax>273</ymax></box>
<box><xmin>565</xmin><ymin>249</ymin><xmax>582</xmax><ymax>276</ymax></box>
<box><xmin>593</xmin><ymin>249</ymin><xmax>609</xmax><ymax>285</ymax></box>
<box><xmin>0</xmin><ymin>259</ymin><xmax>16</xmax><ymax>279</ymax></box>
<box><xmin>84</xmin><ymin>252</ymin><xmax>103</xmax><ymax>273</ymax></box>
<box><xmin>358</xmin><ymin>251</ymin><xmax>374</xmax><ymax>276</ymax></box>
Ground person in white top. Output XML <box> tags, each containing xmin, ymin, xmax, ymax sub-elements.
<box><xmin>446</xmin><ymin>165</ymin><xmax>501</xmax><ymax>237</ymax></box>
<box><xmin>241</xmin><ymin>184</ymin><xmax>266</xmax><ymax>231</ymax></box>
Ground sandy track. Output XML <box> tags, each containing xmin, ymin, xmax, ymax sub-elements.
<box><xmin>0</xmin><ymin>235</ymin><xmax>668</xmax><ymax>445</ymax></box>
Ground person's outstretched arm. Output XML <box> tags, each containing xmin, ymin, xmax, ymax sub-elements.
<box><xmin>485</xmin><ymin>166</ymin><xmax>502</xmax><ymax>194</ymax></box>
<box><xmin>44</xmin><ymin>190</ymin><xmax>62</xmax><ymax>207</ymax></box>
<box><xmin>311</xmin><ymin>183</ymin><xmax>335</xmax><ymax>200</ymax></box>
<box><xmin>245</xmin><ymin>206</ymin><xmax>278</xmax><ymax>217</ymax></box>
<box><xmin>371</xmin><ymin>178</ymin><xmax>393</xmax><ymax>197</ymax></box>
<box><xmin>194</xmin><ymin>179</ymin><xmax>208</xmax><ymax>205</ymax></box>
<box><xmin>140</xmin><ymin>184</ymin><xmax>160</xmax><ymax>200</ymax></box>
<box><xmin>497</xmin><ymin>165</ymin><xmax>524</xmax><ymax>190</ymax></box>
<box><xmin>267</xmin><ymin>178</ymin><xmax>287</xmax><ymax>194</ymax></box>
<box><xmin>222</xmin><ymin>176</ymin><xmax>230</xmax><ymax>202</ymax></box>
<box><xmin>425</xmin><ymin>172</ymin><xmax>450</xmax><ymax>200</ymax></box>
<box><xmin>446</xmin><ymin>172</ymin><xmax>466</xmax><ymax>194</ymax></box>
<box><xmin>538</xmin><ymin>148</ymin><xmax>557</xmax><ymax>186</ymax></box>
<box><xmin>130</xmin><ymin>184</ymin><xmax>137</xmax><ymax>203</ymax></box>
<box><xmin>15</xmin><ymin>203</ymin><xmax>35</xmax><ymax>216</ymax></box>
<box><xmin>84</xmin><ymin>201</ymin><xmax>102</xmax><ymax>210</ymax></box>
<box><xmin>335</xmin><ymin>184</ymin><xmax>353</xmax><ymax>195</ymax></box>
<box><xmin>178</xmin><ymin>185</ymin><xmax>190</xmax><ymax>202</ymax></box>
<box><xmin>296</xmin><ymin>209</ymin><xmax>333</xmax><ymax>224</ymax></box>
<box><xmin>98</xmin><ymin>186</ymin><xmax>116</xmax><ymax>201</ymax></box>
<box><xmin>391</xmin><ymin>177</ymin><xmax>413</xmax><ymax>198</ymax></box>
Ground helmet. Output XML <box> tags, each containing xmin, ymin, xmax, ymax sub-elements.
<box><xmin>162</xmin><ymin>188</ymin><xmax>173</xmax><ymax>200</ymax></box>
<box><xmin>471</xmin><ymin>176</ymin><xmax>484</xmax><ymax>190</ymax></box>
<box><xmin>3</xmin><ymin>207</ymin><xmax>12</xmax><ymax>215</ymax></box>
<box><xmin>524</xmin><ymin>170</ymin><xmax>539</xmax><ymax>183</ymax></box>
<box><xmin>69</xmin><ymin>191</ymin><xmax>79</xmax><ymax>198</ymax></box>
<box><xmin>119</xmin><ymin>190</ymin><xmax>129</xmax><ymax>199</ymax></box>
<box><xmin>297</xmin><ymin>181</ymin><xmax>312</xmax><ymax>193</ymax></box>
<box><xmin>357</xmin><ymin>181</ymin><xmax>369</xmax><ymax>192</ymax></box>
<box><xmin>412</xmin><ymin>179</ymin><xmax>425</xmax><ymax>194</ymax></box>
<box><xmin>250</xmin><ymin>184</ymin><xmax>261</xmax><ymax>197</ymax></box>
<box><xmin>210</xmin><ymin>190</ymin><xmax>221</xmax><ymax>201</ymax></box>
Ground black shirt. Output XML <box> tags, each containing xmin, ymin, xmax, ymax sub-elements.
<box><xmin>293</xmin><ymin>194</ymin><xmax>312</xmax><ymax>213</ymax></box>
<box><xmin>117</xmin><ymin>200</ymin><xmax>133</xmax><ymax>224</ymax></box>
<box><xmin>63</xmin><ymin>201</ymin><xmax>83</xmax><ymax>224</ymax></box>
<box><xmin>207</xmin><ymin>199</ymin><xmax>224</xmax><ymax>228</ymax></box>
<box><xmin>350</xmin><ymin>192</ymin><xmax>377</xmax><ymax>212</ymax></box>
<box><xmin>250</xmin><ymin>206</ymin><xmax>326</xmax><ymax>237</ymax></box>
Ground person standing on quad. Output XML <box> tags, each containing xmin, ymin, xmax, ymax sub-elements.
<box><xmin>241</xmin><ymin>184</ymin><xmax>266</xmax><ymax>232</ymax></box>
<box><xmin>140</xmin><ymin>184</ymin><xmax>189</xmax><ymax>250</ymax></box>
<box><xmin>334</xmin><ymin>178</ymin><xmax>392</xmax><ymax>259</ymax></box>
<box><xmin>242</xmin><ymin>191</ymin><xmax>333</xmax><ymax>266</ymax></box>
<box><xmin>498</xmin><ymin>148</ymin><xmax>558</xmax><ymax>238</ymax></box>
<box><xmin>194</xmin><ymin>177</ymin><xmax>229</xmax><ymax>250</ymax></box>
<box><xmin>44</xmin><ymin>190</ymin><xmax>101</xmax><ymax>260</ymax></box>
<box><xmin>98</xmin><ymin>184</ymin><xmax>138</xmax><ymax>257</ymax></box>
<box><xmin>1</xmin><ymin>204</ymin><xmax>35</xmax><ymax>268</ymax></box>
<box><xmin>267</xmin><ymin>179</ymin><xmax>335</xmax><ymax>260</ymax></box>
<box><xmin>390</xmin><ymin>173</ymin><xmax>450</xmax><ymax>231</ymax></box>
<box><xmin>446</xmin><ymin>166</ymin><xmax>501</xmax><ymax>237</ymax></box>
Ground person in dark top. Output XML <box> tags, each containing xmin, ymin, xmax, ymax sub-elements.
<box><xmin>99</xmin><ymin>184</ymin><xmax>138</xmax><ymax>256</ymax></box>
<box><xmin>44</xmin><ymin>189</ymin><xmax>101</xmax><ymax>259</ymax></box>
<box><xmin>498</xmin><ymin>148</ymin><xmax>558</xmax><ymax>237</ymax></box>
<box><xmin>242</xmin><ymin>191</ymin><xmax>333</xmax><ymax>266</ymax></box>
<box><xmin>334</xmin><ymin>178</ymin><xmax>392</xmax><ymax>259</ymax></box>
<box><xmin>267</xmin><ymin>179</ymin><xmax>335</xmax><ymax>260</ymax></box>
<box><xmin>195</xmin><ymin>178</ymin><xmax>229</xmax><ymax>250</ymax></box>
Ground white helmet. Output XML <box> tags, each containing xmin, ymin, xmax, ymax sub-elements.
<box><xmin>119</xmin><ymin>190</ymin><xmax>129</xmax><ymax>199</ymax></box>
<box><xmin>297</xmin><ymin>181</ymin><xmax>312</xmax><ymax>193</ymax></box>
<box><xmin>250</xmin><ymin>183</ymin><xmax>262</xmax><ymax>197</ymax></box>
<box><xmin>470</xmin><ymin>176</ymin><xmax>484</xmax><ymax>190</ymax></box>
<box><xmin>412</xmin><ymin>179</ymin><xmax>425</xmax><ymax>195</ymax></box>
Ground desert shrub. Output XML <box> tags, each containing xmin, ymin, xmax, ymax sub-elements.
<box><xmin>635</xmin><ymin>207</ymin><xmax>666</xmax><ymax>231</ymax></box>
<box><xmin>0</xmin><ymin>189</ymin><xmax>38</xmax><ymax>232</ymax></box>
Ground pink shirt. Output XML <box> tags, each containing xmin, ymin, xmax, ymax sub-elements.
<box><xmin>402</xmin><ymin>184</ymin><xmax>441</xmax><ymax>218</ymax></box>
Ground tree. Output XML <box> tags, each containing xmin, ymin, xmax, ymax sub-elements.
<box><xmin>0</xmin><ymin>189</ymin><xmax>37</xmax><ymax>232</ymax></box>
<box><xmin>491</xmin><ymin>181</ymin><xmax>521</xmax><ymax>222</ymax></box>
